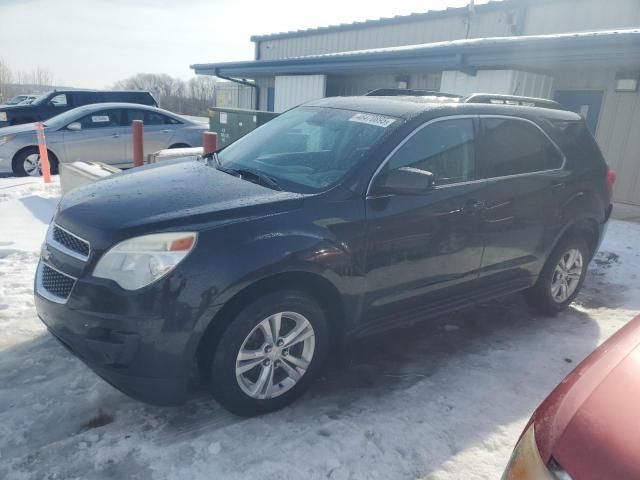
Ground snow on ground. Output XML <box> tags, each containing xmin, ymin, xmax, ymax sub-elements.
<box><xmin>0</xmin><ymin>175</ymin><xmax>639</xmax><ymax>480</ymax></box>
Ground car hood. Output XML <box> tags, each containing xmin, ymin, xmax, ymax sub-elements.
<box><xmin>55</xmin><ymin>159</ymin><xmax>304</xmax><ymax>247</ymax></box>
<box><xmin>552</xmin><ymin>345</ymin><xmax>640</xmax><ymax>479</ymax></box>
<box><xmin>533</xmin><ymin>315</ymin><xmax>640</xmax><ymax>479</ymax></box>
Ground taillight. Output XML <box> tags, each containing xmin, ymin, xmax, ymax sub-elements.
<box><xmin>607</xmin><ymin>169</ymin><xmax>617</xmax><ymax>201</ymax></box>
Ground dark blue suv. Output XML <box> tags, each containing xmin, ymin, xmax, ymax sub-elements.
<box><xmin>34</xmin><ymin>94</ymin><xmax>615</xmax><ymax>416</ymax></box>
<box><xmin>0</xmin><ymin>89</ymin><xmax>157</xmax><ymax>127</ymax></box>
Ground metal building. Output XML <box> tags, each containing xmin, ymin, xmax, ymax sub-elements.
<box><xmin>192</xmin><ymin>0</ymin><xmax>640</xmax><ymax>206</ymax></box>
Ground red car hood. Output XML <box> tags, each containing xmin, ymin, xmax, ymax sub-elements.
<box><xmin>533</xmin><ymin>315</ymin><xmax>640</xmax><ymax>479</ymax></box>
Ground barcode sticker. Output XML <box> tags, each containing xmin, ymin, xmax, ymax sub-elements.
<box><xmin>92</xmin><ymin>115</ymin><xmax>110</xmax><ymax>123</ymax></box>
<box><xmin>349</xmin><ymin>113</ymin><xmax>396</xmax><ymax>128</ymax></box>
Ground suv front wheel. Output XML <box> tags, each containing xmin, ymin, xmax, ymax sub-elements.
<box><xmin>209</xmin><ymin>290</ymin><xmax>329</xmax><ymax>416</ymax></box>
<box><xmin>525</xmin><ymin>237</ymin><xmax>590</xmax><ymax>315</ymax></box>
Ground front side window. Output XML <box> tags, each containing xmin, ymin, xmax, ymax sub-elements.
<box><xmin>77</xmin><ymin>109</ymin><xmax>124</xmax><ymax>129</ymax></box>
<box><xmin>386</xmin><ymin>118</ymin><xmax>476</xmax><ymax>186</ymax></box>
<box><xmin>49</xmin><ymin>94</ymin><xmax>68</xmax><ymax>107</ymax></box>
<box><xmin>478</xmin><ymin>118</ymin><xmax>562</xmax><ymax>178</ymax></box>
<box><xmin>216</xmin><ymin>107</ymin><xmax>400</xmax><ymax>192</ymax></box>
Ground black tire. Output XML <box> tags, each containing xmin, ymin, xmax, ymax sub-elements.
<box><xmin>525</xmin><ymin>236</ymin><xmax>590</xmax><ymax>315</ymax></box>
<box><xmin>209</xmin><ymin>290</ymin><xmax>329</xmax><ymax>416</ymax></box>
<box><xmin>168</xmin><ymin>143</ymin><xmax>190</xmax><ymax>149</ymax></box>
<box><xmin>12</xmin><ymin>147</ymin><xmax>59</xmax><ymax>177</ymax></box>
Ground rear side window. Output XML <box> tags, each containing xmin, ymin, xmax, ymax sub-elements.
<box><xmin>478</xmin><ymin>118</ymin><xmax>563</xmax><ymax>178</ymax></box>
<box><xmin>387</xmin><ymin>118</ymin><xmax>476</xmax><ymax>186</ymax></box>
<box><xmin>125</xmin><ymin>109</ymin><xmax>179</xmax><ymax>125</ymax></box>
<box><xmin>547</xmin><ymin>120</ymin><xmax>605</xmax><ymax>172</ymax></box>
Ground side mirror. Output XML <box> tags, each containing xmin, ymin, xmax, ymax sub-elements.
<box><xmin>67</xmin><ymin>122</ymin><xmax>81</xmax><ymax>131</ymax></box>
<box><xmin>372</xmin><ymin>167</ymin><xmax>435</xmax><ymax>196</ymax></box>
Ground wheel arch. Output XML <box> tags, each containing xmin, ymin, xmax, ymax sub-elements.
<box><xmin>550</xmin><ymin>216</ymin><xmax>601</xmax><ymax>261</ymax></box>
<box><xmin>195</xmin><ymin>270</ymin><xmax>346</xmax><ymax>372</ymax></box>
<box><xmin>12</xmin><ymin>145</ymin><xmax>60</xmax><ymax>173</ymax></box>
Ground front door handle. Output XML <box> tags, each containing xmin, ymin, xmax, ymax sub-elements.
<box><xmin>162</xmin><ymin>129</ymin><xmax>170</xmax><ymax>133</ymax></box>
<box><xmin>112</xmin><ymin>133</ymin><xmax>120</xmax><ymax>138</ymax></box>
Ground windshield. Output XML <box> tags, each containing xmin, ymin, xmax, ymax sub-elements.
<box><xmin>216</xmin><ymin>106</ymin><xmax>400</xmax><ymax>193</ymax></box>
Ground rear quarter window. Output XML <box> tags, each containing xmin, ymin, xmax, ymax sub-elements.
<box><xmin>545</xmin><ymin>120</ymin><xmax>606</xmax><ymax>172</ymax></box>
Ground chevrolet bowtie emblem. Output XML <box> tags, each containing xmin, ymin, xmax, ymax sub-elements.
<box><xmin>41</xmin><ymin>244</ymin><xmax>52</xmax><ymax>262</ymax></box>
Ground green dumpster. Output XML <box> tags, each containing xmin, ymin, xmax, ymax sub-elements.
<box><xmin>208</xmin><ymin>107</ymin><xmax>279</xmax><ymax>147</ymax></box>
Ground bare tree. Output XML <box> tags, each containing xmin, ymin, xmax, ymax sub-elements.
<box><xmin>0</xmin><ymin>59</ymin><xmax>13</xmax><ymax>102</ymax></box>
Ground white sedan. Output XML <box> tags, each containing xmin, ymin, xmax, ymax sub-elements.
<box><xmin>0</xmin><ymin>103</ymin><xmax>208</xmax><ymax>176</ymax></box>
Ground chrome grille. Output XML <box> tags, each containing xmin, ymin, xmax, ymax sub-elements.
<box><xmin>49</xmin><ymin>224</ymin><xmax>90</xmax><ymax>260</ymax></box>
<box><xmin>37</xmin><ymin>262</ymin><xmax>76</xmax><ymax>303</ymax></box>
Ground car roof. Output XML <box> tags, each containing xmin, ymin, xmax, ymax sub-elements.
<box><xmin>306</xmin><ymin>95</ymin><xmax>582</xmax><ymax>123</ymax></box>
<box><xmin>63</xmin><ymin>103</ymin><xmax>190</xmax><ymax>122</ymax></box>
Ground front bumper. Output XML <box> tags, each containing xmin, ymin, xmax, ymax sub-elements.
<box><xmin>34</xmin><ymin>257</ymin><xmax>204</xmax><ymax>406</ymax></box>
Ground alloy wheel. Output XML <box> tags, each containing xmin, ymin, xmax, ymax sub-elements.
<box><xmin>235</xmin><ymin>311</ymin><xmax>315</xmax><ymax>400</ymax></box>
<box><xmin>550</xmin><ymin>248</ymin><xmax>584</xmax><ymax>303</ymax></box>
<box><xmin>23</xmin><ymin>153</ymin><xmax>42</xmax><ymax>177</ymax></box>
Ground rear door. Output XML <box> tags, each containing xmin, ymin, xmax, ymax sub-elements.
<box><xmin>122</xmin><ymin>109</ymin><xmax>182</xmax><ymax>163</ymax></box>
<box><xmin>62</xmin><ymin>108</ymin><xmax>127</xmax><ymax>165</ymax></box>
<box><xmin>363</xmin><ymin>117</ymin><xmax>487</xmax><ymax>331</ymax></box>
<box><xmin>476</xmin><ymin>116</ymin><xmax>567</xmax><ymax>286</ymax></box>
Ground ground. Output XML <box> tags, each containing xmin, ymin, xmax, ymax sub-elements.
<box><xmin>0</xmin><ymin>175</ymin><xmax>639</xmax><ymax>480</ymax></box>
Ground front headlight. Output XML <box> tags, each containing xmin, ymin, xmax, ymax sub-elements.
<box><xmin>502</xmin><ymin>424</ymin><xmax>572</xmax><ymax>480</ymax></box>
<box><xmin>0</xmin><ymin>134</ymin><xmax>15</xmax><ymax>145</ymax></box>
<box><xmin>0</xmin><ymin>112</ymin><xmax>7</xmax><ymax>122</ymax></box>
<box><xmin>93</xmin><ymin>232</ymin><xmax>197</xmax><ymax>290</ymax></box>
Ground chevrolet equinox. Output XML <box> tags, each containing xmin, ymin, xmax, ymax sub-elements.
<box><xmin>35</xmin><ymin>94</ymin><xmax>615</xmax><ymax>416</ymax></box>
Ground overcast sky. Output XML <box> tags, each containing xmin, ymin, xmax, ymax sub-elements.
<box><xmin>0</xmin><ymin>0</ymin><xmax>479</xmax><ymax>88</ymax></box>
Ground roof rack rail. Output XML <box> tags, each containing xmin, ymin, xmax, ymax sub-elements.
<box><xmin>463</xmin><ymin>93</ymin><xmax>565</xmax><ymax>110</ymax></box>
<box><xmin>366</xmin><ymin>88</ymin><xmax>462</xmax><ymax>98</ymax></box>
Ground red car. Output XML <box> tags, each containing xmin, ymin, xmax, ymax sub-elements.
<box><xmin>503</xmin><ymin>314</ymin><xmax>640</xmax><ymax>480</ymax></box>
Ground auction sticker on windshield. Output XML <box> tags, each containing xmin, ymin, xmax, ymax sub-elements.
<box><xmin>349</xmin><ymin>113</ymin><xmax>396</xmax><ymax>128</ymax></box>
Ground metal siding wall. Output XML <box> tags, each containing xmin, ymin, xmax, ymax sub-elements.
<box><xmin>553</xmin><ymin>69</ymin><xmax>640</xmax><ymax>205</ymax></box>
<box><xmin>256</xmin><ymin>77</ymin><xmax>275</xmax><ymax>111</ymax></box>
<box><xmin>523</xmin><ymin>0</ymin><xmax>640</xmax><ymax>35</ymax></box>
<box><xmin>274</xmin><ymin>75</ymin><xmax>326</xmax><ymax>112</ymax></box>
<box><xmin>257</xmin><ymin>10</ymin><xmax>509</xmax><ymax>60</ymax></box>
<box><xmin>441</xmin><ymin>70</ymin><xmax>553</xmax><ymax>97</ymax></box>
<box><xmin>325</xmin><ymin>73</ymin><xmax>441</xmax><ymax>97</ymax></box>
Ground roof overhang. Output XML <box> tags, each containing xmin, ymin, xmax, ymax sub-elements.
<box><xmin>191</xmin><ymin>29</ymin><xmax>640</xmax><ymax>79</ymax></box>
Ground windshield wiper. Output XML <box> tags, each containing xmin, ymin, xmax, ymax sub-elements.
<box><xmin>216</xmin><ymin>165</ymin><xmax>282</xmax><ymax>191</ymax></box>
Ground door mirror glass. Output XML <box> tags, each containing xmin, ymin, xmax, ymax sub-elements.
<box><xmin>373</xmin><ymin>167</ymin><xmax>435</xmax><ymax>195</ymax></box>
<box><xmin>67</xmin><ymin>122</ymin><xmax>82</xmax><ymax>131</ymax></box>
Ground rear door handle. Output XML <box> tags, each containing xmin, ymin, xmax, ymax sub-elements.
<box><xmin>162</xmin><ymin>129</ymin><xmax>170</xmax><ymax>133</ymax></box>
<box><xmin>552</xmin><ymin>182</ymin><xmax>566</xmax><ymax>192</ymax></box>
<box><xmin>464</xmin><ymin>199</ymin><xmax>486</xmax><ymax>214</ymax></box>
<box><xmin>112</xmin><ymin>133</ymin><xmax>120</xmax><ymax>138</ymax></box>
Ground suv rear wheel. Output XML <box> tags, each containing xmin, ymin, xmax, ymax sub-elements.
<box><xmin>209</xmin><ymin>290</ymin><xmax>329</xmax><ymax>416</ymax></box>
<box><xmin>525</xmin><ymin>237</ymin><xmax>590</xmax><ymax>315</ymax></box>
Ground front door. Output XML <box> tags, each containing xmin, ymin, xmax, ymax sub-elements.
<box><xmin>554</xmin><ymin>90</ymin><xmax>603</xmax><ymax>134</ymax></box>
<box><xmin>62</xmin><ymin>108</ymin><xmax>127</xmax><ymax>165</ymax></box>
<box><xmin>363</xmin><ymin>117</ymin><xmax>486</xmax><ymax>332</ymax></box>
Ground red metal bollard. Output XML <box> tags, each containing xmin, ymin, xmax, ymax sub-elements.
<box><xmin>203</xmin><ymin>131</ymin><xmax>218</xmax><ymax>156</ymax></box>
<box><xmin>132</xmin><ymin>120</ymin><xmax>144</xmax><ymax>167</ymax></box>
<box><xmin>35</xmin><ymin>122</ymin><xmax>51</xmax><ymax>183</ymax></box>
